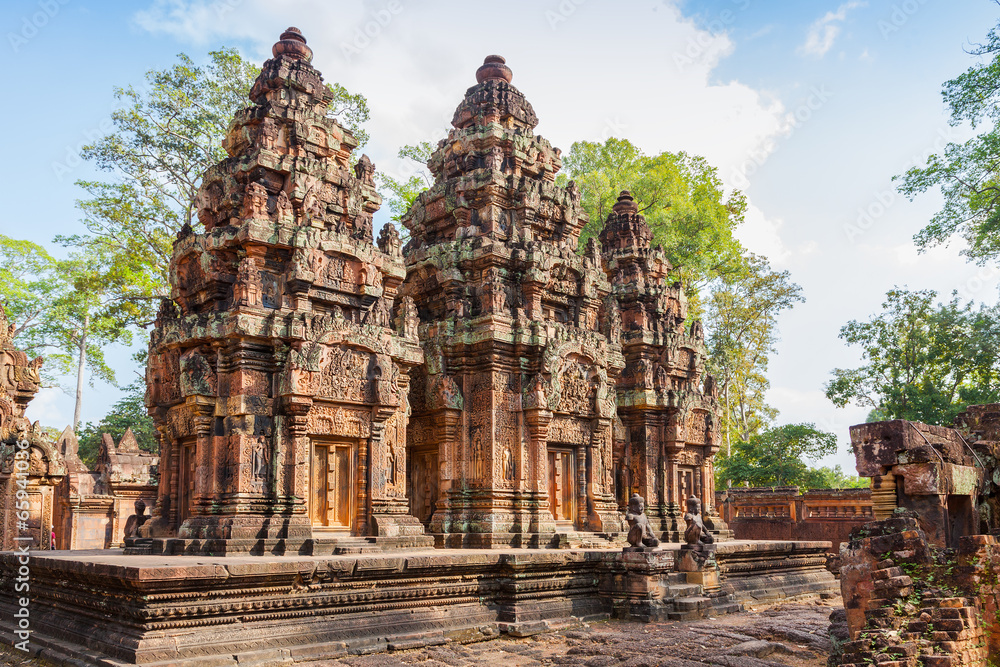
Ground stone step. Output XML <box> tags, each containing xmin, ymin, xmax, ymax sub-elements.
<box><xmin>665</xmin><ymin>583</ymin><xmax>703</xmax><ymax>598</ymax></box>
<box><xmin>308</xmin><ymin>537</ymin><xmax>382</xmax><ymax>555</ymax></box>
<box><xmin>673</xmin><ymin>596</ymin><xmax>713</xmax><ymax>612</ymax></box>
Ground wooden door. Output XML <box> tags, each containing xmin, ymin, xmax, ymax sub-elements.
<box><xmin>547</xmin><ymin>448</ymin><xmax>576</xmax><ymax>524</ymax></box>
<box><xmin>677</xmin><ymin>468</ymin><xmax>695</xmax><ymax>505</ymax></box>
<box><xmin>179</xmin><ymin>443</ymin><xmax>196</xmax><ymax>524</ymax></box>
<box><xmin>311</xmin><ymin>442</ymin><xmax>355</xmax><ymax>530</ymax></box>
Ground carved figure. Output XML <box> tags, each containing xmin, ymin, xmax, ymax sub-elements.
<box><xmin>124</xmin><ymin>499</ymin><xmax>149</xmax><ymax>538</ymax></box>
<box><xmin>683</xmin><ymin>495</ymin><xmax>714</xmax><ymax>546</ymax></box>
<box><xmin>624</xmin><ymin>494</ymin><xmax>660</xmax><ymax>552</ymax></box>
<box><xmin>243</xmin><ymin>182</ymin><xmax>269</xmax><ymax>219</ymax></box>
<box><xmin>354</xmin><ymin>154</ymin><xmax>376</xmax><ymax>184</ymax></box>
<box><xmin>377</xmin><ymin>223</ymin><xmax>402</xmax><ymax>257</ymax></box>
<box><xmin>395</xmin><ymin>296</ymin><xmax>419</xmax><ymax>339</ymax></box>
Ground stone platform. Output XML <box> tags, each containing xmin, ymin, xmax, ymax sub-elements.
<box><xmin>0</xmin><ymin>541</ymin><xmax>836</xmax><ymax>667</ymax></box>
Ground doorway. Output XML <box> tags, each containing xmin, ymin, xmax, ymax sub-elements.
<box><xmin>547</xmin><ymin>447</ymin><xmax>577</xmax><ymax>527</ymax></box>
<box><xmin>179</xmin><ymin>442</ymin><xmax>197</xmax><ymax>524</ymax></box>
<box><xmin>311</xmin><ymin>441</ymin><xmax>356</xmax><ymax>531</ymax></box>
<box><xmin>408</xmin><ymin>447</ymin><xmax>439</xmax><ymax>526</ymax></box>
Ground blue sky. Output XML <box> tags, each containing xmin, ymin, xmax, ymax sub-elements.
<box><xmin>3</xmin><ymin>0</ymin><xmax>999</xmax><ymax>473</ymax></box>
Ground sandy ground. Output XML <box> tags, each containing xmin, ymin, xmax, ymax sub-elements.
<box><xmin>0</xmin><ymin>598</ymin><xmax>841</xmax><ymax>667</ymax></box>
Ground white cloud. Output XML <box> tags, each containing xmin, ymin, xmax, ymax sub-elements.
<box><xmin>798</xmin><ymin>1</ymin><xmax>866</xmax><ymax>58</ymax></box>
<box><xmin>24</xmin><ymin>387</ymin><xmax>72</xmax><ymax>431</ymax></box>
<box><xmin>130</xmin><ymin>0</ymin><xmax>795</xmax><ymax>232</ymax></box>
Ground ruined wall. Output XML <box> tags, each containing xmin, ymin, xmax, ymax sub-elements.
<box><xmin>832</xmin><ymin>514</ymin><xmax>992</xmax><ymax>667</ymax></box>
<box><xmin>850</xmin><ymin>419</ymin><xmax>983</xmax><ymax>549</ymax></box>
<box><xmin>717</xmin><ymin>486</ymin><xmax>872</xmax><ymax>554</ymax></box>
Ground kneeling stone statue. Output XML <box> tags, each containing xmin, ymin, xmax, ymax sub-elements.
<box><xmin>624</xmin><ymin>493</ymin><xmax>660</xmax><ymax>552</ymax></box>
<box><xmin>677</xmin><ymin>495</ymin><xmax>716</xmax><ymax>572</ymax></box>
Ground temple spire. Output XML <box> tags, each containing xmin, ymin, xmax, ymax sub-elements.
<box><xmin>271</xmin><ymin>27</ymin><xmax>313</xmax><ymax>62</ymax></box>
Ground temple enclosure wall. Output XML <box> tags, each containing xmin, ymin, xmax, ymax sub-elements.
<box><xmin>717</xmin><ymin>486</ymin><xmax>872</xmax><ymax>554</ymax></box>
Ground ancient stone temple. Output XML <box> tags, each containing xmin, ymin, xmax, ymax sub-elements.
<box><xmin>402</xmin><ymin>56</ymin><xmax>625</xmax><ymax>547</ymax></box>
<box><xmin>600</xmin><ymin>191</ymin><xmax>726</xmax><ymax>539</ymax></box>
<box><xmin>55</xmin><ymin>428</ymin><xmax>159</xmax><ymax>550</ymax></box>
<box><xmin>140</xmin><ymin>28</ymin><xmax>426</xmax><ymax>554</ymax></box>
<box><xmin>0</xmin><ymin>304</ymin><xmax>63</xmax><ymax>550</ymax></box>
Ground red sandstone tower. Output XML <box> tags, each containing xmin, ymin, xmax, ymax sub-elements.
<box><xmin>600</xmin><ymin>191</ymin><xmax>727</xmax><ymax>539</ymax></box>
<box><xmin>139</xmin><ymin>29</ymin><xmax>427</xmax><ymax>554</ymax></box>
<box><xmin>402</xmin><ymin>56</ymin><xmax>626</xmax><ymax>547</ymax></box>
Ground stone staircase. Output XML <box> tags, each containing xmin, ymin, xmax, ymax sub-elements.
<box><xmin>630</xmin><ymin>572</ymin><xmax>741</xmax><ymax>621</ymax></box>
<box><xmin>548</xmin><ymin>531</ymin><xmax>627</xmax><ymax>549</ymax></box>
<box><xmin>306</xmin><ymin>535</ymin><xmax>434</xmax><ymax>555</ymax></box>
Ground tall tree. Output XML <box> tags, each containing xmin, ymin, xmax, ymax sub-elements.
<box><xmin>559</xmin><ymin>138</ymin><xmax>748</xmax><ymax>296</ymax></box>
<box><xmin>706</xmin><ymin>255</ymin><xmax>804</xmax><ymax>449</ymax></box>
<box><xmin>60</xmin><ymin>48</ymin><xmax>370</xmax><ymax>324</ymax></box>
<box><xmin>897</xmin><ymin>19</ymin><xmax>1000</xmax><ymax>263</ymax></box>
<box><xmin>716</xmin><ymin>423</ymin><xmax>838</xmax><ymax>488</ymax></box>
<box><xmin>825</xmin><ymin>288</ymin><xmax>1000</xmax><ymax>425</ymax></box>
<box><xmin>0</xmin><ymin>235</ymin><xmax>59</xmax><ymax>358</ymax></box>
<box><xmin>0</xmin><ymin>237</ymin><xmax>133</xmax><ymax>426</ymax></box>
<box><xmin>76</xmin><ymin>380</ymin><xmax>157</xmax><ymax>468</ymax></box>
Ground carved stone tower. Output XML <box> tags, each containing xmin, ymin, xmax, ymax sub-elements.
<box><xmin>600</xmin><ymin>191</ymin><xmax>727</xmax><ymax>539</ymax></box>
<box><xmin>0</xmin><ymin>304</ymin><xmax>64</xmax><ymax>551</ymax></box>
<box><xmin>402</xmin><ymin>56</ymin><xmax>625</xmax><ymax>547</ymax></box>
<box><xmin>140</xmin><ymin>28</ymin><xmax>427</xmax><ymax>554</ymax></box>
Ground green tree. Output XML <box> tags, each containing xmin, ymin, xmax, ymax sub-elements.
<box><xmin>706</xmin><ymin>255</ymin><xmax>804</xmax><ymax>449</ymax></box>
<box><xmin>801</xmin><ymin>465</ymin><xmax>870</xmax><ymax>490</ymax></box>
<box><xmin>716</xmin><ymin>423</ymin><xmax>838</xmax><ymax>488</ymax></box>
<box><xmin>0</xmin><ymin>235</ymin><xmax>59</xmax><ymax>358</ymax></box>
<box><xmin>378</xmin><ymin>141</ymin><xmax>434</xmax><ymax>238</ymax></box>
<box><xmin>897</xmin><ymin>20</ymin><xmax>1000</xmax><ymax>263</ymax></box>
<box><xmin>825</xmin><ymin>288</ymin><xmax>1000</xmax><ymax>425</ymax></box>
<box><xmin>76</xmin><ymin>380</ymin><xmax>157</xmax><ymax>468</ymax></box>
<box><xmin>559</xmin><ymin>137</ymin><xmax>748</xmax><ymax>295</ymax></box>
<box><xmin>60</xmin><ymin>48</ymin><xmax>370</xmax><ymax>324</ymax></box>
<box><xmin>1</xmin><ymin>236</ymin><xmax>134</xmax><ymax>426</ymax></box>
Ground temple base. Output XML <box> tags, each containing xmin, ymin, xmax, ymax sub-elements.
<box><xmin>2</xmin><ymin>540</ymin><xmax>837</xmax><ymax>666</ymax></box>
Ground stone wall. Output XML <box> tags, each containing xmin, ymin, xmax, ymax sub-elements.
<box><xmin>717</xmin><ymin>486</ymin><xmax>872</xmax><ymax>553</ymax></box>
<box><xmin>831</xmin><ymin>514</ymin><xmax>992</xmax><ymax>666</ymax></box>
